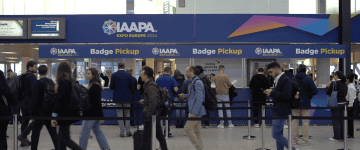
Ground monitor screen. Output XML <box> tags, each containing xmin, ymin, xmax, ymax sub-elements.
<box><xmin>0</xmin><ymin>20</ymin><xmax>24</xmax><ymax>37</ymax></box>
<box><xmin>31</xmin><ymin>20</ymin><xmax>60</xmax><ymax>37</ymax></box>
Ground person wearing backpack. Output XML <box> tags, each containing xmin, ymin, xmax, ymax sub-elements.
<box><xmin>51</xmin><ymin>62</ymin><xmax>82</xmax><ymax>150</ymax></box>
<box><xmin>195</xmin><ymin>66</ymin><xmax>212</xmax><ymax>129</ymax></box>
<box><xmin>179</xmin><ymin>66</ymin><xmax>206</xmax><ymax>150</ymax></box>
<box><xmin>18</xmin><ymin>60</ymin><xmax>38</xmax><ymax>147</ymax></box>
<box><xmin>156</xmin><ymin>67</ymin><xmax>178</xmax><ymax>138</ymax></box>
<box><xmin>211</xmin><ymin>65</ymin><xmax>234</xmax><ymax>128</ymax></box>
<box><xmin>8</xmin><ymin>72</ymin><xmax>20</xmax><ymax>127</ymax></box>
<box><xmin>30</xmin><ymin>65</ymin><xmax>59</xmax><ymax>150</ymax></box>
<box><xmin>263</xmin><ymin>62</ymin><xmax>299</xmax><ymax>150</ymax></box>
<box><xmin>292</xmin><ymin>64</ymin><xmax>318</xmax><ymax>146</ymax></box>
<box><xmin>79</xmin><ymin>68</ymin><xmax>110</xmax><ymax>150</ymax></box>
<box><xmin>173</xmin><ymin>69</ymin><xmax>186</xmax><ymax>128</ymax></box>
<box><xmin>138</xmin><ymin>66</ymin><xmax>168</xmax><ymax>150</ymax></box>
<box><xmin>0</xmin><ymin>70</ymin><xmax>13</xmax><ymax>150</ymax></box>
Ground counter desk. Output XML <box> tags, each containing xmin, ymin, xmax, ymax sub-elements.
<box><xmin>73</xmin><ymin>87</ymin><xmax>332</xmax><ymax>125</ymax></box>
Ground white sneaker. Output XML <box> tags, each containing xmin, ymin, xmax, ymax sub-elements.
<box><xmin>228</xmin><ymin>124</ymin><xmax>234</xmax><ymax>128</ymax></box>
<box><xmin>8</xmin><ymin>124</ymin><xmax>13</xmax><ymax>127</ymax></box>
<box><xmin>139</xmin><ymin>125</ymin><xmax>144</xmax><ymax>129</ymax></box>
<box><xmin>254</xmin><ymin>124</ymin><xmax>260</xmax><ymax>128</ymax></box>
<box><xmin>329</xmin><ymin>137</ymin><xmax>341</xmax><ymax>141</ymax></box>
<box><xmin>284</xmin><ymin>125</ymin><xmax>288</xmax><ymax>129</ymax></box>
<box><xmin>217</xmin><ymin>124</ymin><xmax>224</xmax><ymax>129</ymax></box>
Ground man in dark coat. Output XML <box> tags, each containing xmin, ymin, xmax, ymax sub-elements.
<box><xmin>249</xmin><ymin>68</ymin><xmax>270</xmax><ymax>127</ymax></box>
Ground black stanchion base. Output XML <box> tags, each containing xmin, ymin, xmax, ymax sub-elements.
<box><xmin>356</xmin><ymin>128</ymin><xmax>360</xmax><ymax>132</ymax></box>
<box><xmin>89</xmin><ymin>135</ymin><xmax>93</xmax><ymax>139</ymax></box>
<box><xmin>255</xmin><ymin>148</ymin><xmax>271</xmax><ymax>150</ymax></box>
<box><xmin>337</xmin><ymin>149</ymin><xmax>351</xmax><ymax>150</ymax></box>
<box><xmin>243</xmin><ymin>135</ymin><xmax>256</xmax><ymax>140</ymax></box>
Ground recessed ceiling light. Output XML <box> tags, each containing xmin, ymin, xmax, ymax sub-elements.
<box><xmin>58</xmin><ymin>59</ymin><xmax>66</xmax><ymax>61</ymax></box>
<box><xmin>7</xmin><ymin>61</ymin><xmax>16</xmax><ymax>63</ymax></box>
<box><xmin>32</xmin><ymin>48</ymin><xmax>39</xmax><ymax>50</ymax></box>
<box><xmin>1</xmin><ymin>52</ymin><xmax>17</xmax><ymax>54</ymax></box>
<box><xmin>169</xmin><ymin>59</ymin><xmax>175</xmax><ymax>61</ymax></box>
<box><xmin>5</xmin><ymin>57</ymin><xmax>17</xmax><ymax>59</ymax></box>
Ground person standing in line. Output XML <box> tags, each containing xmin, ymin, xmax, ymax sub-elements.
<box><xmin>292</xmin><ymin>64</ymin><xmax>318</xmax><ymax>146</ymax></box>
<box><xmin>195</xmin><ymin>66</ymin><xmax>211</xmax><ymax>129</ymax></box>
<box><xmin>179</xmin><ymin>66</ymin><xmax>206</xmax><ymax>150</ymax></box>
<box><xmin>156</xmin><ymin>67</ymin><xmax>178</xmax><ymax>138</ymax></box>
<box><xmin>326</xmin><ymin>71</ymin><xmax>348</xmax><ymax>141</ymax></box>
<box><xmin>18</xmin><ymin>61</ymin><xmax>38</xmax><ymax>147</ymax></box>
<box><xmin>100</xmin><ymin>69</ymin><xmax>112</xmax><ymax>87</ymax></box>
<box><xmin>51</xmin><ymin>62</ymin><xmax>82</xmax><ymax>150</ymax></box>
<box><xmin>30</xmin><ymin>65</ymin><xmax>59</xmax><ymax>150</ymax></box>
<box><xmin>110</xmin><ymin>62</ymin><xmax>134</xmax><ymax>138</ymax></box>
<box><xmin>8</xmin><ymin>72</ymin><xmax>20</xmax><ymax>127</ymax></box>
<box><xmin>126</xmin><ymin>68</ymin><xmax>137</xmax><ymax>127</ymax></box>
<box><xmin>138</xmin><ymin>66</ymin><xmax>168</xmax><ymax>150</ymax></box>
<box><xmin>137</xmin><ymin>65</ymin><xmax>150</xmax><ymax>129</ymax></box>
<box><xmin>79</xmin><ymin>68</ymin><xmax>110</xmax><ymax>150</ymax></box>
<box><xmin>6</xmin><ymin>69</ymin><xmax>13</xmax><ymax>84</ymax></box>
<box><xmin>0</xmin><ymin>70</ymin><xmax>11</xmax><ymax>150</ymax></box>
<box><xmin>345</xmin><ymin>74</ymin><xmax>356</xmax><ymax>139</ymax></box>
<box><xmin>281</xmin><ymin>63</ymin><xmax>294</xmax><ymax>78</ymax></box>
<box><xmin>210</xmin><ymin>65</ymin><xmax>234</xmax><ymax>128</ymax></box>
<box><xmin>263</xmin><ymin>62</ymin><xmax>298</xmax><ymax>150</ymax></box>
<box><xmin>249</xmin><ymin>68</ymin><xmax>270</xmax><ymax>128</ymax></box>
<box><xmin>173</xmin><ymin>69</ymin><xmax>186</xmax><ymax>128</ymax></box>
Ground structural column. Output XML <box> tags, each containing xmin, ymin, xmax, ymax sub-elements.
<box><xmin>317</xmin><ymin>58</ymin><xmax>330</xmax><ymax>87</ymax></box>
<box><xmin>338</xmin><ymin>0</ymin><xmax>351</xmax><ymax>75</ymax></box>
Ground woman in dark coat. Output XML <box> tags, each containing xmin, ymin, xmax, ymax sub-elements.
<box><xmin>51</xmin><ymin>62</ymin><xmax>82</xmax><ymax>150</ymax></box>
<box><xmin>0</xmin><ymin>70</ymin><xmax>12</xmax><ymax>150</ymax></box>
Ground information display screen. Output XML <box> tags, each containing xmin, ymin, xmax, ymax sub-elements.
<box><xmin>31</xmin><ymin>20</ymin><xmax>60</xmax><ymax>37</ymax></box>
<box><xmin>0</xmin><ymin>20</ymin><xmax>24</xmax><ymax>36</ymax></box>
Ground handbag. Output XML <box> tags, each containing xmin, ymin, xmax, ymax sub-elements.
<box><xmin>327</xmin><ymin>81</ymin><xmax>338</xmax><ymax>107</ymax></box>
<box><xmin>2</xmin><ymin>95</ymin><xmax>8</xmax><ymax>106</ymax></box>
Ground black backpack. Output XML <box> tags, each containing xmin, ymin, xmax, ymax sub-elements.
<box><xmin>285</xmin><ymin>77</ymin><xmax>301</xmax><ymax>109</ymax></box>
<box><xmin>39</xmin><ymin>79</ymin><xmax>57</xmax><ymax>113</ymax></box>
<box><xmin>193</xmin><ymin>78</ymin><xmax>217</xmax><ymax>111</ymax></box>
<box><xmin>9</xmin><ymin>73</ymin><xmax>30</xmax><ymax>102</ymax></box>
<box><xmin>67</xmin><ymin>79</ymin><xmax>90</xmax><ymax>111</ymax></box>
<box><xmin>155</xmin><ymin>85</ymin><xmax>172</xmax><ymax>116</ymax></box>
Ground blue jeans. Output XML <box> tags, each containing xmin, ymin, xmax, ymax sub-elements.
<box><xmin>217</xmin><ymin>95</ymin><xmax>232</xmax><ymax>124</ymax></box>
<box><xmin>115</xmin><ymin>103</ymin><xmax>131</xmax><ymax>133</ymax></box>
<box><xmin>79</xmin><ymin>120</ymin><xmax>110</xmax><ymax>150</ymax></box>
<box><xmin>272</xmin><ymin>119</ymin><xmax>295</xmax><ymax>150</ymax></box>
<box><xmin>174</xmin><ymin>97</ymin><xmax>186</xmax><ymax>118</ymax></box>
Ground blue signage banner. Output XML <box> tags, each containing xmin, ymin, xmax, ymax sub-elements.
<box><xmin>40</xmin><ymin>45</ymin><xmax>346</xmax><ymax>58</ymax></box>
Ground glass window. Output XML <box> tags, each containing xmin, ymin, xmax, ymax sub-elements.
<box><xmin>15</xmin><ymin>62</ymin><xmax>22</xmax><ymax>75</ymax></box>
<box><xmin>0</xmin><ymin>64</ymin><xmax>5</xmax><ymax>75</ymax></box>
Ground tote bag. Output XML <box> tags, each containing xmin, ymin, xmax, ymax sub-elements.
<box><xmin>327</xmin><ymin>81</ymin><xmax>338</xmax><ymax>107</ymax></box>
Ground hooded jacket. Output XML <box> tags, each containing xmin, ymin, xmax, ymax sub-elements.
<box><xmin>284</xmin><ymin>70</ymin><xmax>294</xmax><ymax>78</ymax></box>
<box><xmin>173</xmin><ymin>69</ymin><xmax>185</xmax><ymax>97</ymax></box>
<box><xmin>249</xmin><ymin>74</ymin><xmax>270</xmax><ymax>101</ymax></box>
<box><xmin>294</xmin><ymin>72</ymin><xmax>318</xmax><ymax>108</ymax></box>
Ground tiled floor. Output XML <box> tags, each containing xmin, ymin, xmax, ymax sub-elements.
<box><xmin>5</xmin><ymin>121</ymin><xmax>360</xmax><ymax>150</ymax></box>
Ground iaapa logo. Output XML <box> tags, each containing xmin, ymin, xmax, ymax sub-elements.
<box><xmin>255</xmin><ymin>47</ymin><xmax>283</xmax><ymax>56</ymax></box>
<box><xmin>152</xmin><ymin>47</ymin><xmax>179</xmax><ymax>56</ymax></box>
<box><xmin>102</xmin><ymin>19</ymin><xmax>157</xmax><ymax>35</ymax></box>
<box><xmin>50</xmin><ymin>48</ymin><xmax>78</xmax><ymax>56</ymax></box>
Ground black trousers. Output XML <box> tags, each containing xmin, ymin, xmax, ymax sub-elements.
<box><xmin>31</xmin><ymin>119</ymin><xmax>59</xmax><ymax>150</ymax></box>
<box><xmin>331</xmin><ymin>104</ymin><xmax>345</xmax><ymax>140</ymax></box>
<box><xmin>130</xmin><ymin>101</ymin><xmax>134</xmax><ymax>126</ymax></box>
<box><xmin>58</xmin><ymin>124</ymin><xmax>82</xmax><ymax>150</ymax></box>
<box><xmin>348</xmin><ymin>108</ymin><xmax>354</xmax><ymax>137</ymax></box>
<box><xmin>140</xmin><ymin>119</ymin><xmax>168</xmax><ymax>150</ymax></box>
<box><xmin>164</xmin><ymin>110</ymin><xmax>171</xmax><ymax>134</ymax></box>
<box><xmin>20</xmin><ymin>106</ymin><xmax>31</xmax><ymax>134</ymax></box>
<box><xmin>253</xmin><ymin>102</ymin><xmax>265</xmax><ymax>124</ymax></box>
<box><xmin>0</xmin><ymin>120</ymin><xmax>8</xmax><ymax>150</ymax></box>
<box><xmin>202</xmin><ymin>111</ymin><xmax>210</xmax><ymax>126</ymax></box>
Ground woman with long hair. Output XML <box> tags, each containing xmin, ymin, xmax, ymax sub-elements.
<box><xmin>0</xmin><ymin>70</ymin><xmax>11</xmax><ymax>150</ymax></box>
<box><xmin>79</xmin><ymin>68</ymin><xmax>110</xmax><ymax>150</ymax></box>
<box><xmin>51</xmin><ymin>62</ymin><xmax>82</xmax><ymax>150</ymax></box>
<box><xmin>326</xmin><ymin>71</ymin><xmax>348</xmax><ymax>141</ymax></box>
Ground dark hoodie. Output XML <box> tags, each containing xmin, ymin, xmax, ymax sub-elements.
<box><xmin>294</xmin><ymin>72</ymin><xmax>318</xmax><ymax>108</ymax></box>
<box><xmin>249</xmin><ymin>74</ymin><xmax>270</xmax><ymax>101</ymax></box>
<box><xmin>173</xmin><ymin>69</ymin><xmax>185</xmax><ymax>97</ymax></box>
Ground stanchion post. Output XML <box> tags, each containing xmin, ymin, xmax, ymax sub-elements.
<box><xmin>256</xmin><ymin>105</ymin><xmax>270</xmax><ymax>150</ymax></box>
<box><xmin>165</xmin><ymin>115</ymin><xmax>169</xmax><ymax>140</ymax></box>
<box><xmin>338</xmin><ymin>105</ymin><xmax>350</xmax><ymax>150</ymax></box>
<box><xmin>288</xmin><ymin>115</ymin><xmax>292</xmax><ymax>150</ymax></box>
<box><xmin>243</xmin><ymin>100</ymin><xmax>256</xmax><ymax>140</ymax></box>
<box><xmin>14</xmin><ymin>114</ymin><xmax>18</xmax><ymax>150</ymax></box>
<box><xmin>152</xmin><ymin>115</ymin><xmax>156</xmax><ymax>150</ymax></box>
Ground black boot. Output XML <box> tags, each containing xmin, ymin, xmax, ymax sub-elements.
<box><xmin>176</xmin><ymin>120</ymin><xmax>180</xmax><ymax>128</ymax></box>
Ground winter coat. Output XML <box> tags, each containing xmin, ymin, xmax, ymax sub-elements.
<box><xmin>294</xmin><ymin>72</ymin><xmax>318</xmax><ymax>108</ymax></box>
<box><xmin>249</xmin><ymin>74</ymin><xmax>270</xmax><ymax>102</ymax></box>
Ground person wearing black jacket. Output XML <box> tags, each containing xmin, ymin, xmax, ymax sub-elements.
<box><xmin>30</xmin><ymin>65</ymin><xmax>59</xmax><ymax>150</ymax></box>
<box><xmin>0</xmin><ymin>70</ymin><xmax>12</xmax><ymax>150</ymax></box>
<box><xmin>249</xmin><ymin>68</ymin><xmax>270</xmax><ymax>128</ymax></box>
<box><xmin>136</xmin><ymin>65</ymin><xmax>150</xmax><ymax>129</ymax></box>
<box><xmin>326</xmin><ymin>71</ymin><xmax>348</xmax><ymax>141</ymax></box>
<box><xmin>51</xmin><ymin>62</ymin><xmax>82</xmax><ymax>150</ymax></box>
<box><xmin>174</xmin><ymin>69</ymin><xmax>186</xmax><ymax>128</ymax></box>
<box><xmin>195</xmin><ymin>66</ymin><xmax>212</xmax><ymax>128</ymax></box>
<box><xmin>18</xmin><ymin>61</ymin><xmax>37</xmax><ymax>147</ymax></box>
<box><xmin>79</xmin><ymin>68</ymin><xmax>110</xmax><ymax>150</ymax></box>
<box><xmin>127</xmin><ymin>68</ymin><xmax>137</xmax><ymax>126</ymax></box>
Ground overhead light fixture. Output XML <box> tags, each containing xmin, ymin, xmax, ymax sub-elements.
<box><xmin>5</xmin><ymin>57</ymin><xmax>18</xmax><ymax>60</ymax></box>
<box><xmin>1</xmin><ymin>52</ymin><xmax>17</xmax><ymax>54</ymax></box>
<box><xmin>32</xmin><ymin>48</ymin><xmax>39</xmax><ymax>50</ymax></box>
<box><xmin>58</xmin><ymin>59</ymin><xmax>66</xmax><ymax>61</ymax></box>
<box><xmin>7</xmin><ymin>61</ymin><xmax>16</xmax><ymax>63</ymax></box>
<box><xmin>169</xmin><ymin>59</ymin><xmax>175</xmax><ymax>61</ymax></box>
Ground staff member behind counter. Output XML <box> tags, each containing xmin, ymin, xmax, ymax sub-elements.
<box><xmin>100</xmin><ymin>69</ymin><xmax>112</xmax><ymax>87</ymax></box>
